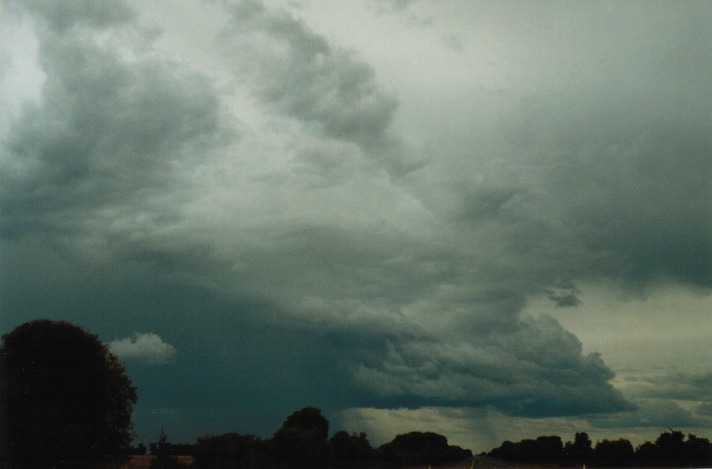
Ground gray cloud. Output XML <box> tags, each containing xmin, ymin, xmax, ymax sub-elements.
<box><xmin>698</xmin><ymin>403</ymin><xmax>712</xmax><ymax>417</ymax></box>
<box><xmin>221</xmin><ymin>0</ymin><xmax>419</xmax><ymax>176</ymax></box>
<box><xmin>0</xmin><ymin>0</ymin><xmax>636</xmax><ymax>421</ymax></box>
<box><xmin>346</xmin><ymin>314</ymin><xmax>632</xmax><ymax>416</ymax></box>
<box><xmin>589</xmin><ymin>398</ymin><xmax>707</xmax><ymax>430</ymax></box>
<box><xmin>8</xmin><ymin>0</ymin><xmax>135</xmax><ymax>33</ymax></box>
<box><xmin>546</xmin><ymin>283</ymin><xmax>582</xmax><ymax>308</ymax></box>
<box><xmin>1</xmin><ymin>2</ymin><xmax>234</xmax><ymax>244</ymax></box>
<box><xmin>525</xmin><ymin>117</ymin><xmax>711</xmax><ymax>289</ymax></box>
<box><xmin>2</xmin><ymin>0</ymin><xmax>710</xmax><ymax>444</ymax></box>
<box><xmin>625</xmin><ymin>370</ymin><xmax>712</xmax><ymax>405</ymax></box>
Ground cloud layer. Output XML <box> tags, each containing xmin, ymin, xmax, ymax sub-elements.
<box><xmin>2</xmin><ymin>0</ymin><xmax>711</xmax><ymax>447</ymax></box>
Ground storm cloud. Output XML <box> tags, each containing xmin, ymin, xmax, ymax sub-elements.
<box><xmin>2</xmin><ymin>0</ymin><xmax>711</xmax><ymax>450</ymax></box>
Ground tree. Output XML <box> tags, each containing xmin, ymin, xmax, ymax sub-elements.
<box><xmin>488</xmin><ymin>436</ymin><xmax>561</xmax><ymax>464</ymax></box>
<box><xmin>594</xmin><ymin>438</ymin><xmax>634</xmax><ymax>467</ymax></box>
<box><xmin>563</xmin><ymin>432</ymin><xmax>594</xmax><ymax>466</ymax></box>
<box><xmin>535</xmin><ymin>435</ymin><xmax>563</xmax><ymax>464</ymax></box>
<box><xmin>377</xmin><ymin>431</ymin><xmax>472</xmax><ymax>467</ymax></box>
<box><xmin>0</xmin><ymin>319</ymin><xmax>137</xmax><ymax>469</ymax></box>
<box><xmin>634</xmin><ymin>440</ymin><xmax>658</xmax><ymax>466</ymax></box>
<box><xmin>683</xmin><ymin>433</ymin><xmax>712</xmax><ymax>467</ymax></box>
<box><xmin>272</xmin><ymin>407</ymin><xmax>330</xmax><ymax>468</ymax></box>
<box><xmin>635</xmin><ymin>430</ymin><xmax>712</xmax><ymax>467</ymax></box>
<box><xmin>655</xmin><ymin>429</ymin><xmax>685</xmax><ymax>466</ymax></box>
<box><xmin>329</xmin><ymin>431</ymin><xmax>373</xmax><ymax>468</ymax></box>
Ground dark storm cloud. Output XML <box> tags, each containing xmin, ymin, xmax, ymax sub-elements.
<box><xmin>8</xmin><ymin>0</ymin><xmax>712</xmax><ymax>443</ymax></box>
<box><xmin>0</xmin><ymin>0</ymin><xmax>637</xmax><ymax>430</ymax></box>
<box><xmin>344</xmin><ymin>314</ymin><xmax>632</xmax><ymax>417</ymax></box>
<box><xmin>405</xmin><ymin>1</ymin><xmax>712</xmax><ymax>303</ymax></box>
<box><xmin>428</xmin><ymin>96</ymin><xmax>712</xmax><ymax>319</ymax></box>
<box><xmin>537</xmin><ymin>119</ymin><xmax>712</xmax><ymax>289</ymax></box>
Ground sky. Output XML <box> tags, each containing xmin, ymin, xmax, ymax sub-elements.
<box><xmin>1</xmin><ymin>0</ymin><xmax>711</xmax><ymax>454</ymax></box>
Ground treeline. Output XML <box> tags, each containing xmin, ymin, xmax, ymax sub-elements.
<box><xmin>0</xmin><ymin>320</ymin><xmax>469</xmax><ymax>469</ymax></box>
<box><xmin>137</xmin><ymin>407</ymin><xmax>472</xmax><ymax>468</ymax></box>
<box><xmin>487</xmin><ymin>429</ymin><xmax>712</xmax><ymax>467</ymax></box>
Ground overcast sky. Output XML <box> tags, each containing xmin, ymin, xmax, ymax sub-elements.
<box><xmin>1</xmin><ymin>0</ymin><xmax>711</xmax><ymax>453</ymax></box>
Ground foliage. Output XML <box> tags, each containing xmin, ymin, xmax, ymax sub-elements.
<box><xmin>377</xmin><ymin>431</ymin><xmax>472</xmax><ymax>467</ymax></box>
<box><xmin>330</xmin><ymin>431</ymin><xmax>373</xmax><ymax>468</ymax></box>
<box><xmin>594</xmin><ymin>438</ymin><xmax>635</xmax><ymax>467</ymax></box>
<box><xmin>0</xmin><ymin>319</ymin><xmax>137</xmax><ymax>469</ymax></box>
<box><xmin>488</xmin><ymin>429</ymin><xmax>712</xmax><ymax>467</ymax></box>
<box><xmin>562</xmin><ymin>431</ymin><xmax>594</xmax><ymax>465</ymax></box>
<box><xmin>272</xmin><ymin>407</ymin><xmax>331</xmax><ymax>468</ymax></box>
<box><xmin>190</xmin><ymin>408</ymin><xmax>470</xmax><ymax>469</ymax></box>
<box><xmin>636</xmin><ymin>430</ymin><xmax>712</xmax><ymax>467</ymax></box>
<box><xmin>489</xmin><ymin>435</ymin><xmax>564</xmax><ymax>465</ymax></box>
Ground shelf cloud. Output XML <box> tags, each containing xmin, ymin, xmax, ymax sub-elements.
<box><xmin>2</xmin><ymin>0</ymin><xmax>710</xmax><ymax>451</ymax></box>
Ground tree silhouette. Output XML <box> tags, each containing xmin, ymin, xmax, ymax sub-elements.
<box><xmin>635</xmin><ymin>430</ymin><xmax>712</xmax><ymax>467</ymax></box>
<box><xmin>377</xmin><ymin>431</ymin><xmax>472</xmax><ymax>467</ymax></box>
<box><xmin>535</xmin><ymin>435</ymin><xmax>563</xmax><ymax>464</ymax></box>
<box><xmin>272</xmin><ymin>407</ymin><xmax>330</xmax><ymax>468</ymax></box>
<box><xmin>563</xmin><ymin>431</ymin><xmax>594</xmax><ymax>466</ymax></box>
<box><xmin>682</xmin><ymin>433</ymin><xmax>712</xmax><ymax>467</ymax></box>
<box><xmin>487</xmin><ymin>430</ymin><xmax>712</xmax><ymax>467</ymax></box>
<box><xmin>0</xmin><ymin>319</ymin><xmax>137</xmax><ymax>469</ymax></box>
<box><xmin>594</xmin><ymin>438</ymin><xmax>634</xmax><ymax>467</ymax></box>
<box><xmin>330</xmin><ymin>431</ymin><xmax>373</xmax><ymax>468</ymax></box>
<box><xmin>488</xmin><ymin>436</ymin><xmax>561</xmax><ymax>464</ymax></box>
<box><xmin>656</xmin><ymin>429</ymin><xmax>685</xmax><ymax>466</ymax></box>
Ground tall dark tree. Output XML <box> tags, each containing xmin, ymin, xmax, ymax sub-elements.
<box><xmin>563</xmin><ymin>432</ymin><xmax>594</xmax><ymax>466</ymax></box>
<box><xmin>0</xmin><ymin>319</ymin><xmax>137</xmax><ymax>469</ymax></box>
<box><xmin>655</xmin><ymin>429</ymin><xmax>685</xmax><ymax>466</ymax></box>
<box><xmin>272</xmin><ymin>407</ymin><xmax>330</xmax><ymax>468</ymax></box>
